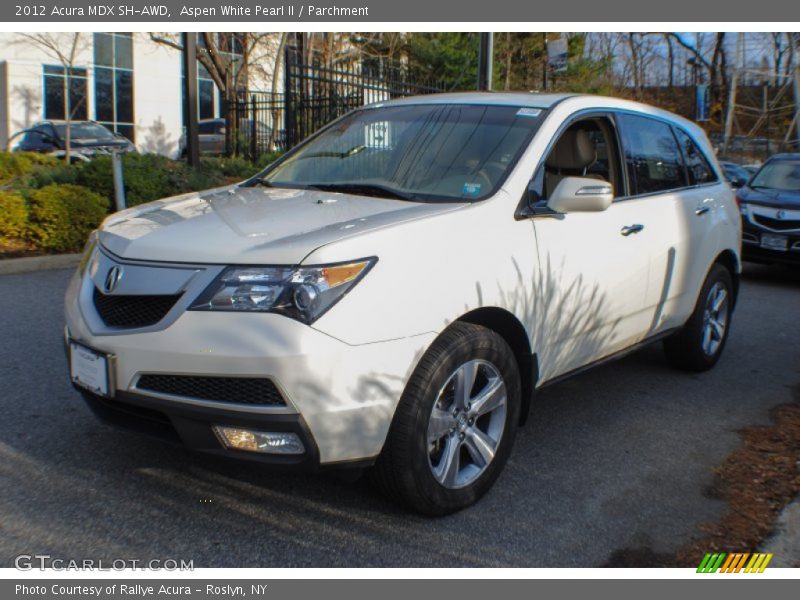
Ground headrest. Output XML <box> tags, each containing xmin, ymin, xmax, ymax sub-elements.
<box><xmin>546</xmin><ymin>129</ymin><xmax>597</xmax><ymax>170</ymax></box>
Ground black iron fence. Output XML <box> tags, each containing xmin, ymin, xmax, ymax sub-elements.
<box><xmin>225</xmin><ymin>92</ymin><xmax>287</xmax><ymax>159</ymax></box>
<box><xmin>224</xmin><ymin>48</ymin><xmax>445</xmax><ymax>161</ymax></box>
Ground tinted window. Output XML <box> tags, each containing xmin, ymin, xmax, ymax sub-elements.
<box><xmin>750</xmin><ymin>159</ymin><xmax>800</xmax><ymax>192</ymax></box>
<box><xmin>198</xmin><ymin>121</ymin><xmax>218</xmax><ymax>134</ymax></box>
<box><xmin>52</xmin><ymin>122</ymin><xmax>115</xmax><ymax>140</ymax></box>
<box><xmin>198</xmin><ymin>80</ymin><xmax>215</xmax><ymax>120</ymax></box>
<box><xmin>43</xmin><ymin>66</ymin><xmax>87</xmax><ymax>121</ymax></box>
<box><xmin>94</xmin><ymin>33</ymin><xmax>135</xmax><ymax>142</ymax></box>
<box><xmin>94</xmin><ymin>32</ymin><xmax>113</xmax><ymax>67</ymax></box>
<box><xmin>617</xmin><ymin>114</ymin><xmax>686</xmax><ymax>195</ymax></box>
<box><xmin>94</xmin><ymin>68</ymin><xmax>113</xmax><ymax>122</ymax></box>
<box><xmin>44</xmin><ymin>75</ymin><xmax>65</xmax><ymax>120</ymax></box>
<box><xmin>675</xmin><ymin>128</ymin><xmax>717</xmax><ymax>185</ymax></box>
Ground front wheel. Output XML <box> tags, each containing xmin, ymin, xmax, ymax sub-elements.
<box><xmin>370</xmin><ymin>322</ymin><xmax>521</xmax><ymax>516</ymax></box>
<box><xmin>663</xmin><ymin>264</ymin><xmax>734</xmax><ymax>371</ymax></box>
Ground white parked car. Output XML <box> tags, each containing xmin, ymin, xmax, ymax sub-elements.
<box><xmin>65</xmin><ymin>93</ymin><xmax>741</xmax><ymax>515</ymax></box>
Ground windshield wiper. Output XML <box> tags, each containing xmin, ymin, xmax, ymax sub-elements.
<box><xmin>294</xmin><ymin>145</ymin><xmax>368</xmax><ymax>161</ymax></box>
<box><xmin>306</xmin><ymin>182</ymin><xmax>416</xmax><ymax>201</ymax></box>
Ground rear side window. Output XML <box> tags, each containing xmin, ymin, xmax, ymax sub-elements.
<box><xmin>198</xmin><ymin>121</ymin><xmax>217</xmax><ymax>135</ymax></box>
<box><xmin>617</xmin><ymin>113</ymin><xmax>686</xmax><ymax>195</ymax></box>
<box><xmin>674</xmin><ymin>128</ymin><xmax>717</xmax><ymax>185</ymax></box>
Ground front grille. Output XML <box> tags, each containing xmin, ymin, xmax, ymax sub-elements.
<box><xmin>136</xmin><ymin>374</ymin><xmax>286</xmax><ymax>406</ymax></box>
<box><xmin>93</xmin><ymin>287</ymin><xmax>181</xmax><ymax>328</ymax></box>
<box><xmin>753</xmin><ymin>214</ymin><xmax>800</xmax><ymax>231</ymax></box>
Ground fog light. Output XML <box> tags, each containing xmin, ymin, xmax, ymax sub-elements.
<box><xmin>213</xmin><ymin>426</ymin><xmax>305</xmax><ymax>455</ymax></box>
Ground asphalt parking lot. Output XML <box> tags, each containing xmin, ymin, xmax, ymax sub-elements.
<box><xmin>0</xmin><ymin>264</ymin><xmax>798</xmax><ymax>568</ymax></box>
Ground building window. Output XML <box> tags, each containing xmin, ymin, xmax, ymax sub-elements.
<box><xmin>94</xmin><ymin>32</ymin><xmax>134</xmax><ymax>142</ymax></box>
<box><xmin>198</xmin><ymin>64</ymin><xmax>215</xmax><ymax>119</ymax></box>
<box><xmin>182</xmin><ymin>34</ymin><xmax>245</xmax><ymax>123</ymax></box>
<box><xmin>43</xmin><ymin>65</ymin><xmax>88</xmax><ymax>121</ymax></box>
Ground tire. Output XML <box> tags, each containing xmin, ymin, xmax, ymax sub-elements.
<box><xmin>370</xmin><ymin>322</ymin><xmax>521</xmax><ymax>516</ymax></box>
<box><xmin>663</xmin><ymin>264</ymin><xmax>734</xmax><ymax>372</ymax></box>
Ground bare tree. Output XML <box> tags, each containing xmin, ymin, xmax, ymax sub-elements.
<box><xmin>14</xmin><ymin>32</ymin><xmax>87</xmax><ymax>162</ymax></box>
<box><xmin>149</xmin><ymin>33</ymin><xmax>282</xmax><ymax>104</ymax></box>
<box><xmin>664</xmin><ymin>33</ymin><xmax>675</xmax><ymax>88</ymax></box>
<box><xmin>664</xmin><ymin>32</ymin><xmax>729</xmax><ymax>120</ymax></box>
<box><xmin>770</xmin><ymin>33</ymin><xmax>792</xmax><ymax>85</ymax></box>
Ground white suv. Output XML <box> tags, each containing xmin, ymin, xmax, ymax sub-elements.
<box><xmin>65</xmin><ymin>93</ymin><xmax>741</xmax><ymax>515</ymax></box>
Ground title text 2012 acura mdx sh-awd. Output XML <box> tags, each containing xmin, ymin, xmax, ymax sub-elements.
<box><xmin>66</xmin><ymin>93</ymin><xmax>741</xmax><ymax>515</ymax></box>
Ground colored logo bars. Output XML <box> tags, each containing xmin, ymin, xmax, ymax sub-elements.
<box><xmin>697</xmin><ymin>552</ymin><xmax>773</xmax><ymax>573</ymax></box>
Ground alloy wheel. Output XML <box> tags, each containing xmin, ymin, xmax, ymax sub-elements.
<box><xmin>426</xmin><ymin>359</ymin><xmax>507</xmax><ymax>489</ymax></box>
<box><xmin>701</xmin><ymin>281</ymin><xmax>729</xmax><ymax>356</ymax></box>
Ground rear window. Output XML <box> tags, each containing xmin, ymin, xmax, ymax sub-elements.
<box><xmin>617</xmin><ymin>113</ymin><xmax>686</xmax><ymax>195</ymax></box>
<box><xmin>199</xmin><ymin>121</ymin><xmax>220</xmax><ymax>135</ymax></box>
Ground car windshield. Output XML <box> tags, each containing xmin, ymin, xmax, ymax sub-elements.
<box><xmin>258</xmin><ymin>103</ymin><xmax>545</xmax><ymax>202</ymax></box>
<box><xmin>750</xmin><ymin>159</ymin><xmax>800</xmax><ymax>192</ymax></box>
<box><xmin>53</xmin><ymin>122</ymin><xmax>116</xmax><ymax>141</ymax></box>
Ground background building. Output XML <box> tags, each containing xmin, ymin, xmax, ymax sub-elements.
<box><xmin>0</xmin><ymin>32</ymin><xmax>281</xmax><ymax>157</ymax></box>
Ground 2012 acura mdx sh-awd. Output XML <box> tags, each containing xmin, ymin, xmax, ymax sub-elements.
<box><xmin>65</xmin><ymin>93</ymin><xmax>741</xmax><ymax>515</ymax></box>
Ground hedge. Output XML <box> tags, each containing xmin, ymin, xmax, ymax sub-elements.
<box><xmin>0</xmin><ymin>191</ymin><xmax>28</xmax><ymax>244</ymax></box>
<box><xmin>0</xmin><ymin>152</ymin><xmax>60</xmax><ymax>186</ymax></box>
<box><xmin>0</xmin><ymin>150</ymin><xmax>282</xmax><ymax>255</ymax></box>
<box><xmin>27</xmin><ymin>185</ymin><xmax>109</xmax><ymax>252</ymax></box>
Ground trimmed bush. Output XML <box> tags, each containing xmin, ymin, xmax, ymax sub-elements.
<box><xmin>256</xmin><ymin>151</ymin><xmax>286</xmax><ymax>169</ymax></box>
<box><xmin>201</xmin><ymin>156</ymin><xmax>261</xmax><ymax>179</ymax></box>
<box><xmin>28</xmin><ymin>160</ymin><xmax>79</xmax><ymax>188</ymax></box>
<box><xmin>0</xmin><ymin>191</ymin><xmax>28</xmax><ymax>243</ymax></box>
<box><xmin>0</xmin><ymin>152</ymin><xmax>60</xmax><ymax>186</ymax></box>
<box><xmin>27</xmin><ymin>184</ymin><xmax>109</xmax><ymax>252</ymax></box>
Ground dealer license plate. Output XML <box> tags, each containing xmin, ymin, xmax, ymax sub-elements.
<box><xmin>760</xmin><ymin>233</ymin><xmax>788</xmax><ymax>252</ymax></box>
<box><xmin>69</xmin><ymin>341</ymin><xmax>111</xmax><ymax>397</ymax></box>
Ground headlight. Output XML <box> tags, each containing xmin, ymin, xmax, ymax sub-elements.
<box><xmin>189</xmin><ymin>258</ymin><xmax>376</xmax><ymax>324</ymax></box>
<box><xmin>78</xmin><ymin>231</ymin><xmax>98</xmax><ymax>275</ymax></box>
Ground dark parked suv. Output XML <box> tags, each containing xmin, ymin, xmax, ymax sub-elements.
<box><xmin>736</xmin><ymin>153</ymin><xmax>800</xmax><ymax>266</ymax></box>
<box><xmin>14</xmin><ymin>120</ymin><xmax>135</xmax><ymax>160</ymax></box>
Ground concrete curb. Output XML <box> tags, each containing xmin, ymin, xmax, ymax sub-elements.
<box><xmin>0</xmin><ymin>253</ymin><xmax>81</xmax><ymax>276</ymax></box>
<box><xmin>760</xmin><ymin>499</ymin><xmax>800</xmax><ymax>568</ymax></box>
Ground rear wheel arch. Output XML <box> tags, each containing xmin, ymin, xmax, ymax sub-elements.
<box><xmin>713</xmin><ymin>249</ymin><xmax>740</xmax><ymax>309</ymax></box>
<box><xmin>457</xmin><ymin>307</ymin><xmax>538</xmax><ymax>426</ymax></box>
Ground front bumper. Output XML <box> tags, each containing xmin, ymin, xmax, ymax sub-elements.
<box><xmin>78</xmin><ymin>387</ymin><xmax>323</xmax><ymax>469</ymax></box>
<box><xmin>65</xmin><ymin>262</ymin><xmax>436</xmax><ymax>467</ymax></box>
<box><xmin>741</xmin><ymin>219</ymin><xmax>800</xmax><ymax>266</ymax></box>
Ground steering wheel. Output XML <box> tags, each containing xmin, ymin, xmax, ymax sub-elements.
<box><xmin>476</xmin><ymin>161</ymin><xmax>507</xmax><ymax>190</ymax></box>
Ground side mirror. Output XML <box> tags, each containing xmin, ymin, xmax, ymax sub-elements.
<box><xmin>547</xmin><ymin>177</ymin><xmax>613</xmax><ymax>213</ymax></box>
<box><xmin>731</xmin><ymin>177</ymin><xmax>746</xmax><ymax>188</ymax></box>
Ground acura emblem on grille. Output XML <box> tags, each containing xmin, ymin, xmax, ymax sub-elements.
<box><xmin>103</xmin><ymin>266</ymin><xmax>123</xmax><ymax>293</ymax></box>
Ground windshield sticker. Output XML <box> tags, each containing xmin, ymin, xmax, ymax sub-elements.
<box><xmin>463</xmin><ymin>182</ymin><xmax>482</xmax><ymax>197</ymax></box>
<box><xmin>516</xmin><ymin>108</ymin><xmax>542</xmax><ymax>118</ymax></box>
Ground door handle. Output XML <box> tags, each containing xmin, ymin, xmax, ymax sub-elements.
<box><xmin>621</xmin><ymin>224</ymin><xmax>644</xmax><ymax>236</ymax></box>
<box><xmin>696</xmin><ymin>198</ymin><xmax>714</xmax><ymax>215</ymax></box>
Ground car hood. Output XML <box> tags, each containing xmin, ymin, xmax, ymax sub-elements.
<box><xmin>738</xmin><ymin>185</ymin><xmax>800</xmax><ymax>209</ymax></box>
<box><xmin>99</xmin><ymin>185</ymin><xmax>466</xmax><ymax>264</ymax></box>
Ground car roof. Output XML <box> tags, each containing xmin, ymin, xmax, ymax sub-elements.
<box><xmin>36</xmin><ymin>120</ymin><xmax>103</xmax><ymax>125</ymax></box>
<box><xmin>367</xmin><ymin>91</ymin><xmax>699</xmax><ymax>130</ymax></box>
<box><xmin>372</xmin><ymin>91</ymin><xmax>576</xmax><ymax>109</ymax></box>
